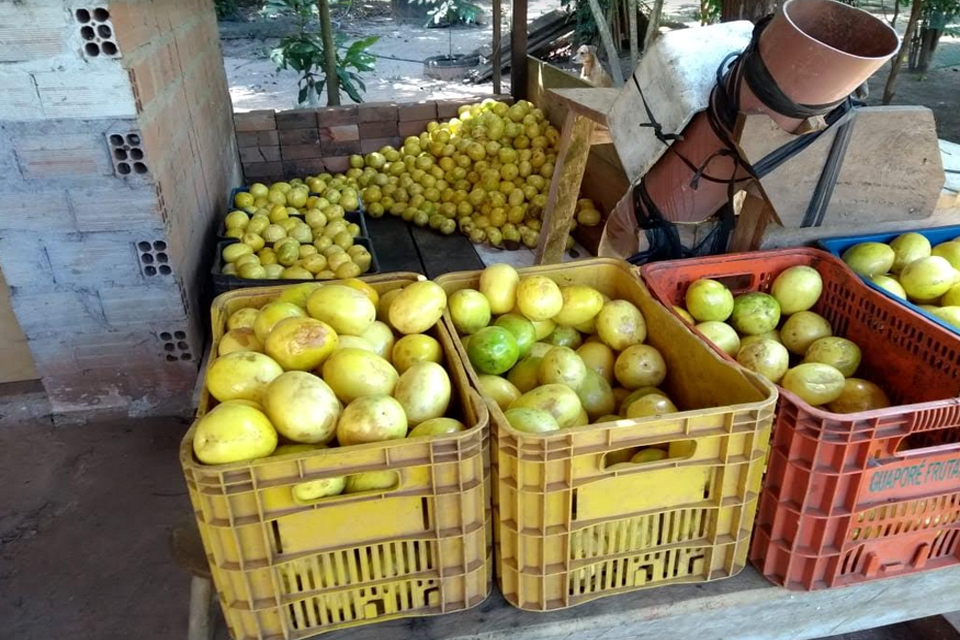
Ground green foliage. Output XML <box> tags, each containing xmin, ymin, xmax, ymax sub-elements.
<box><xmin>560</xmin><ymin>0</ymin><xmax>608</xmax><ymax>46</ymax></box>
<box><xmin>266</xmin><ymin>0</ymin><xmax>379</xmax><ymax>104</ymax></box>
<box><xmin>262</xmin><ymin>0</ymin><xmax>314</xmax><ymax>23</ymax></box>
<box><xmin>559</xmin><ymin>0</ymin><xmax>651</xmax><ymax>46</ymax></box>
<box><xmin>336</xmin><ymin>35</ymin><xmax>380</xmax><ymax>103</ymax></box>
<box><xmin>215</xmin><ymin>0</ymin><xmax>240</xmax><ymax>18</ymax></box>
<box><xmin>409</xmin><ymin>0</ymin><xmax>483</xmax><ymax>27</ymax></box>
<box><xmin>699</xmin><ymin>0</ymin><xmax>721</xmax><ymax>24</ymax></box>
<box><xmin>925</xmin><ymin>0</ymin><xmax>960</xmax><ymax>14</ymax></box>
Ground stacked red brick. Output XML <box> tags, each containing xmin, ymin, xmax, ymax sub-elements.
<box><xmin>234</xmin><ymin>97</ymin><xmax>514</xmax><ymax>183</ymax></box>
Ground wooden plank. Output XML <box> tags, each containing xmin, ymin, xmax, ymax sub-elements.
<box><xmin>749</xmin><ymin>202</ymin><xmax>960</xmax><ymax>250</ymax></box>
<box><xmin>535</xmin><ymin>113</ymin><xmax>596</xmax><ymax>264</ymax></box>
<box><xmin>547</xmin><ymin>88</ymin><xmax>619</xmax><ymax>126</ymax></box>
<box><xmin>492</xmin><ymin>0</ymin><xmax>502</xmax><ymax>95</ymax></box>
<box><xmin>408</xmin><ymin>225</ymin><xmax>483</xmax><ymax>278</ymax></box>
<box><xmin>0</xmin><ymin>267</ymin><xmax>37</xmax><ymax>384</ymax></box>
<box><xmin>527</xmin><ymin>57</ymin><xmax>592</xmax><ymax>128</ymax></box>
<box><xmin>364</xmin><ymin>216</ymin><xmax>424</xmax><ymax>275</ymax></box>
<box><xmin>577</xmin><ymin>143</ymin><xmax>630</xmax><ymax>255</ymax></box>
<box><xmin>729</xmin><ymin>191</ymin><xmax>775</xmax><ymax>252</ymax></box>
<box><xmin>511</xmin><ymin>0</ymin><xmax>528</xmax><ymax>100</ymax></box>
<box><xmin>736</xmin><ymin>106</ymin><xmax>944</xmax><ymax>228</ymax></box>
<box><xmin>317</xmin><ymin>565</ymin><xmax>960</xmax><ymax>640</ymax></box>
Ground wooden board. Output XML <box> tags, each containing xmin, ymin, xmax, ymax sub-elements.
<box><xmin>365</xmin><ymin>214</ymin><xmax>484</xmax><ymax>278</ymax></box>
<box><xmin>526</xmin><ymin>57</ymin><xmax>592</xmax><ymax>128</ymax></box>
<box><xmin>577</xmin><ymin>143</ymin><xmax>630</xmax><ymax>254</ymax></box>
<box><xmin>535</xmin><ymin>112</ymin><xmax>596</xmax><ymax>264</ymax></box>
<box><xmin>730</xmin><ymin>138</ymin><xmax>960</xmax><ymax>252</ymax></box>
<box><xmin>316</xmin><ymin>565</ymin><xmax>960</xmax><ymax>640</ymax></box>
<box><xmin>547</xmin><ymin>88</ymin><xmax>619</xmax><ymax>126</ymax></box>
<box><xmin>408</xmin><ymin>224</ymin><xmax>484</xmax><ymax>278</ymax></box>
<box><xmin>744</xmin><ymin>201</ymin><xmax>960</xmax><ymax>250</ymax></box>
<box><xmin>736</xmin><ymin>106</ymin><xmax>944</xmax><ymax>228</ymax></box>
<box><xmin>0</xmin><ymin>267</ymin><xmax>37</xmax><ymax>384</ymax></box>
<box><xmin>364</xmin><ymin>215</ymin><xmax>425</xmax><ymax>275</ymax></box>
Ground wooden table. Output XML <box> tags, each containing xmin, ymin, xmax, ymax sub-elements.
<box><xmin>319</xmin><ymin>565</ymin><xmax>960</xmax><ymax>640</ymax></box>
<box><xmin>534</xmin><ymin>88</ymin><xmax>619</xmax><ymax>265</ymax></box>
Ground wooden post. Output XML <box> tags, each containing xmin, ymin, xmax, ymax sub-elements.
<box><xmin>628</xmin><ymin>0</ymin><xmax>639</xmax><ymax>68</ymax></box>
<box><xmin>883</xmin><ymin>0</ymin><xmax>924</xmax><ymax>104</ymax></box>
<box><xmin>586</xmin><ymin>0</ymin><xmax>625</xmax><ymax>86</ymax></box>
<box><xmin>511</xmin><ymin>0</ymin><xmax>528</xmax><ymax>100</ymax></box>
<box><xmin>644</xmin><ymin>0</ymin><xmax>664</xmax><ymax>51</ymax></box>
<box><xmin>493</xmin><ymin>0</ymin><xmax>502</xmax><ymax>95</ymax></box>
<box><xmin>534</xmin><ymin>112</ymin><xmax>596</xmax><ymax>264</ymax></box>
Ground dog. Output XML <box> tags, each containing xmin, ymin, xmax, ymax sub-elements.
<box><xmin>573</xmin><ymin>44</ymin><xmax>613</xmax><ymax>88</ymax></box>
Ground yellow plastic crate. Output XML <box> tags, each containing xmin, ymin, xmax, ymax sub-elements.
<box><xmin>435</xmin><ymin>258</ymin><xmax>777</xmax><ymax>611</ymax></box>
<box><xmin>180</xmin><ymin>275</ymin><xmax>492</xmax><ymax>639</ymax></box>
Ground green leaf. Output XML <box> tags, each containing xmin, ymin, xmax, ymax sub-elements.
<box><xmin>337</xmin><ymin>69</ymin><xmax>364</xmax><ymax>103</ymax></box>
<box><xmin>269</xmin><ymin>16</ymin><xmax>378</xmax><ymax>107</ymax></box>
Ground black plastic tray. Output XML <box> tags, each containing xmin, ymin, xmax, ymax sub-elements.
<box><xmin>211</xmin><ymin>236</ymin><xmax>380</xmax><ymax>296</ymax></box>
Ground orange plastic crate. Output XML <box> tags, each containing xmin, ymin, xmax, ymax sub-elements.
<box><xmin>436</xmin><ymin>259</ymin><xmax>777</xmax><ymax>610</ymax></box>
<box><xmin>641</xmin><ymin>248</ymin><xmax>960</xmax><ymax>590</ymax></box>
<box><xmin>181</xmin><ymin>276</ymin><xmax>492</xmax><ymax>639</ymax></box>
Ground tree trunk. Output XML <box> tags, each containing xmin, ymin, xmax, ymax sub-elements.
<box><xmin>917</xmin><ymin>26</ymin><xmax>941</xmax><ymax>73</ymax></box>
<box><xmin>643</xmin><ymin>0</ymin><xmax>664</xmax><ymax>51</ymax></box>
<box><xmin>883</xmin><ymin>0</ymin><xmax>924</xmax><ymax>104</ymax></box>
<box><xmin>317</xmin><ymin>0</ymin><xmax>340</xmax><ymax>106</ymax></box>
<box><xmin>720</xmin><ymin>0</ymin><xmax>778</xmax><ymax>23</ymax></box>
<box><xmin>890</xmin><ymin>0</ymin><xmax>900</xmax><ymax>28</ymax></box>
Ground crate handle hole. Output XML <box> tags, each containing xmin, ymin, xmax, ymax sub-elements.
<box><xmin>364</xmin><ymin>599</ymin><xmax>387</xmax><ymax>617</ymax></box>
<box><xmin>711</xmin><ymin>274</ymin><xmax>758</xmax><ymax>294</ymax></box>
<box><xmin>896</xmin><ymin>429</ymin><xmax>960</xmax><ymax>455</ymax></box>
<box><xmin>290</xmin><ymin>470</ymin><xmax>400</xmax><ymax>505</ymax></box>
<box><xmin>271</xmin><ymin>520</ymin><xmax>283</xmax><ymax>554</ymax></box>
<box><xmin>601</xmin><ymin>440</ymin><xmax>697</xmax><ymax>471</ymax></box>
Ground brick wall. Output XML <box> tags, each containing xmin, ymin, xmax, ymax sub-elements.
<box><xmin>0</xmin><ymin>0</ymin><xmax>240</xmax><ymax>421</ymax></box>
<box><xmin>233</xmin><ymin>96</ymin><xmax>514</xmax><ymax>182</ymax></box>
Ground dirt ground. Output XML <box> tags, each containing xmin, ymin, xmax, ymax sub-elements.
<box><xmin>865</xmin><ymin>64</ymin><xmax>960</xmax><ymax>143</ymax></box>
<box><xmin>1</xmin><ymin>414</ymin><xmax>959</xmax><ymax>640</ymax></box>
<box><xmin>221</xmin><ymin>0</ymin><xmax>561</xmax><ymax>109</ymax></box>
<box><xmin>223</xmin><ymin>0</ymin><xmax>960</xmax><ymax>144</ymax></box>
<box><xmin>222</xmin><ymin>0</ymin><xmax>706</xmax><ymax>110</ymax></box>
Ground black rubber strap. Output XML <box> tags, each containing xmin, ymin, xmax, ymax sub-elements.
<box><xmin>626</xmin><ymin>179</ymin><xmax>736</xmax><ymax>265</ymax></box>
<box><xmin>801</xmin><ymin>112</ymin><xmax>857</xmax><ymax>228</ymax></box>
<box><xmin>742</xmin><ymin>51</ymin><xmax>848</xmax><ymax>119</ymax></box>
<box><xmin>632</xmin><ymin>75</ymin><xmax>684</xmax><ymax>145</ymax></box>
<box><xmin>741</xmin><ymin>15</ymin><xmax>847</xmax><ymax>120</ymax></box>
<box><xmin>751</xmin><ymin>98</ymin><xmax>857</xmax><ymax>179</ymax></box>
<box><xmin>630</xmin><ymin>72</ymin><xmax>748</xmax><ymax>187</ymax></box>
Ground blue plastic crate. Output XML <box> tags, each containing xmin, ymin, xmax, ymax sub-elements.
<box><xmin>819</xmin><ymin>224</ymin><xmax>960</xmax><ymax>336</ymax></box>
